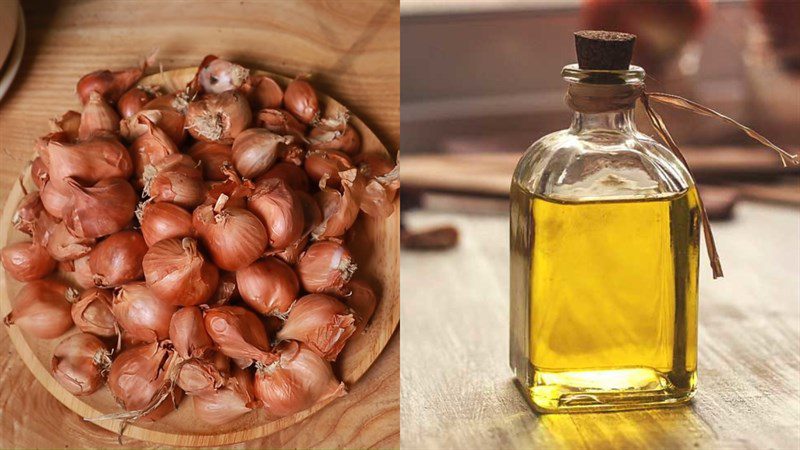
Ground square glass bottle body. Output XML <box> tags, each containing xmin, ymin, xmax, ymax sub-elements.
<box><xmin>509</xmin><ymin>67</ymin><xmax>700</xmax><ymax>413</ymax></box>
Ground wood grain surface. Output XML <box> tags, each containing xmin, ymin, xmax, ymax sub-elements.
<box><xmin>400</xmin><ymin>203</ymin><xmax>800</xmax><ymax>449</ymax></box>
<box><xmin>0</xmin><ymin>1</ymin><xmax>399</xmax><ymax>448</ymax></box>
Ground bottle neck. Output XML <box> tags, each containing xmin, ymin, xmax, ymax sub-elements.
<box><xmin>569</xmin><ymin>109</ymin><xmax>637</xmax><ymax>134</ymax></box>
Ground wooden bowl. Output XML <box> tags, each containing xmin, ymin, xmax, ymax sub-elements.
<box><xmin>0</xmin><ymin>68</ymin><xmax>399</xmax><ymax>446</ymax></box>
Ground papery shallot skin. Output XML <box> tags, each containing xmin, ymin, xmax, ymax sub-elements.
<box><xmin>296</xmin><ymin>241</ymin><xmax>357</xmax><ymax>296</ymax></box>
<box><xmin>192</xmin><ymin>203</ymin><xmax>268</xmax><ymax>271</ymax></box>
<box><xmin>107</xmin><ymin>341</ymin><xmax>183</xmax><ymax>420</ymax></box>
<box><xmin>236</xmin><ymin>257</ymin><xmax>299</xmax><ymax>316</ymax></box>
<box><xmin>71</xmin><ymin>287</ymin><xmax>117</xmax><ymax>337</ymax></box>
<box><xmin>193</xmin><ymin>365</ymin><xmax>259</xmax><ymax>425</ymax></box>
<box><xmin>138</xmin><ymin>202</ymin><xmax>195</xmax><ymax>247</ymax></box>
<box><xmin>169</xmin><ymin>306</ymin><xmax>214</xmax><ymax>359</ymax></box>
<box><xmin>186</xmin><ymin>90</ymin><xmax>252</xmax><ymax>144</ymax></box>
<box><xmin>112</xmin><ymin>282</ymin><xmax>177</xmax><ymax>343</ymax></box>
<box><xmin>51</xmin><ymin>332</ymin><xmax>110</xmax><ymax>396</ymax></box>
<box><xmin>203</xmin><ymin>306</ymin><xmax>276</xmax><ymax>366</ymax></box>
<box><xmin>4</xmin><ymin>280</ymin><xmax>75</xmax><ymax>339</ymax></box>
<box><xmin>284</xmin><ymin>78</ymin><xmax>319</xmax><ymax>124</ymax></box>
<box><xmin>253</xmin><ymin>341</ymin><xmax>345</xmax><ymax>419</ymax></box>
<box><xmin>62</xmin><ymin>177</ymin><xmax>138</xmax><ymax>239</ymax></box>
<box><xmin>276</xmin><ymin>294</ymin><xmax>356</xmax><ymax>361</ymax></box>
<box><xmin>177</xmin><ymin>353</ymin><xmax>229</xmax><ymax>395</ymax></box>
<box><xmin>143</xmin><ymin>237</ymin><xmax>219</xmax><ymax>306</ymax></box>
<box><xmin>248</xmin><ymin>178</ymin><xmax>304</xmax><ymax>250</ymax></box>
<box><xmin>88</xmin><ymin>230</ymin><xmax>148</xmax><ymax>287</ymax></box>
<box><xmin>1</xmin><ymin>241</ymin><xmax>57</xmax><ymax>282</ymax></box>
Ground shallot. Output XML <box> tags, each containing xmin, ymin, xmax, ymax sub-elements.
<box><xmin>296</xmin><ymin>241</ymin><xmax>357</xmax><ymax>296</ymax></box>
<box><xmin>253</xmin><ymin>341</ymin><xmax>345</xmax><ymax>419</ymax></box>
<box><xmin>71</xmin><ymin>287</ymin><xmax>117</xmax><ymax>337</ymax></box>
<box><xmin>277</xmin><ymin>294</ymin><xmax>355</xmax><ymax>361</ymax></box>
<box><xmin>169</xmin><ymin>306</ymin><xmax>214</xmax><ymax>359</ymax></box>
<box><xmin>4</xmin><ymin>280</ymin><xmax>75</xmax><ymax>339</ymax></box>
<box><xmin>1</xmin><ymin>241</ymin><xmax>56</xmax><ymax>281</ymax></box>
<box><xmin>88</xmin><ymin>230</ymin><xmax>148</xmax><ymax>287</ymax></box>
<box><xmin>112</xmin><ymin>282</ymin><xmax>176</xmax><ymax>343</ymax></box>
<box><xmin>51</xmin><ymin>332</ymin><xmax>111</xmax><ymax>396</ymax></box>
<box><xmin>236</xmin><ymin>257</ymin><xmax>299</xmax><ymax>316</ymax></box>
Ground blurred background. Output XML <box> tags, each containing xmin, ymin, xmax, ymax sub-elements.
<box><xmin>401</xmin><ymin>0</ymin><xmax>799</xmax><ymax>222</ymax></box>
<box><xmin>400</xmin><ymin>1</ymin><xmax>800</xmax><ymax>448</ymax></box>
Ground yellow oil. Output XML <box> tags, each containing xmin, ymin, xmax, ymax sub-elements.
<box><xmin>510</xmin><ymin>186</ymin><xmax>700</xmax><ymax>413</ymax></box>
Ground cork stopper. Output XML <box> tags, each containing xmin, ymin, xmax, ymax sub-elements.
<box><xmin>574</xmin><ymin>30</ymin><xmax>636</xmax><ymax>70</ymax></box>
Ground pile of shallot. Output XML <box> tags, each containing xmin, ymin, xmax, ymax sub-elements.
<box><xmin>1</xmin><ymin>54</ymin><xmax>397</xmax><ymax>425</ymax></box>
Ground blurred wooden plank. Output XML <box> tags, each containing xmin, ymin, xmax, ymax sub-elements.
<box><xmin>402</xmin><ymin>148</ymin><xmax>799</xmax><ymax>197</ymax></box>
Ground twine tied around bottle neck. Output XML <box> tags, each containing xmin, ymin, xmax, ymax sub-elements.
<box><xmin>566</xmin><ymin>83</ymin><xmax>799</xmax><ymax>279</ymax></box>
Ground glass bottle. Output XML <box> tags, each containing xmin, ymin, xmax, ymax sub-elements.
<box><xmin>509</xmin><ymin>62</ymin><xmax>700</xmax><ymax>413</ymax></box>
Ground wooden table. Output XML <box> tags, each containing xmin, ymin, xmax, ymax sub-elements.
<box><xmin>401</xmin><ymin>202</ymin><xmax>800</xmax><ymax>449</ymax></box>
<box><xmin>0</xmin><ymin>1</ymin><xmax>399</xmax><ymax>448</ymax></box>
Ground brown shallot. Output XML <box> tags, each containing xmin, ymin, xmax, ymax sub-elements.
<box><xmin>187</xmin><ymin>141</ymin><xmax>233</xmax><ymax>181</ymax></box>
<box><xmin>71</xmin><ymin>287</ymin><xmax>117</xmax><ymax>337</ymax></box>
<box><xmin>128</xmin><ymin>115</ymin><xmax>179</xmax><ymax>188</ymax></box>
<box><xmin>257</xmin><ymin>162</ymin><xmax>310</xmax><ymax>192</ymax></box>
<box><xmin>78</xmin><ymin>91</ymin><xmax>121</xmax><ymax>140</ymax></box>
<box><xmin>51</xmin><ymin>332</ymin><xmax>112</xmax><ymax>396</ymax></box>
<box><xmin>245</xmin><ymin>75</ymin><xmax>283</xmax><ymax>110</ymax></box>
<box><xmin>45</xmin><ymin>221</ymin><xmax>95</xmax><ymax>262</ymax></box>
<box><xmin>88</xmin><ymin>230</ymin><xmax>148</xmax><ymax>287</ymax></box>
<box><xmin>4</xmin><ymin>280</ymin><xmax>75</xmax><ymax>339</ymax></box>
<box><xmin>203</xmin><ymin>306</ymin><xmax>276</xmax><ymax>366</ymax></box>
<box><xmin>121</xmin><ymin>108</ymin><xmax>186</xmax><ymax>146</ymax></box>
<box><xmin>236</xmin><ymin>257</ymin><xmax>299</xmax><ymax>316</ymax></box>
<box><xmin>117</xmin><ymin>86</ymin><xmax>156</xmax><ymax>118</ymax></box>
<box><xmin>143</xmin><ymin>237</ymin><xmax>219</xmax><ymax>306</ymax></box>
<box><xmin>138</xmin><ymin>201</ymin><xmax>195</xmax><ymax>246</ymax></box>
<box><xmin>308</xmin><ymin>125</ymin><xmax>361</xmax><ymax>156</ymax></box>
<box><xmin>193</xmin><ymin>366</ymin><xmax>259</xmax><ymax>425</ymax></box>
<box><xmin>62</xmin><ymin>177</ymin><xmax>137</xmax><ymax>239</ymax></box>
<box><xmin>303</xmin><ymin>149</ymin><xmax>353</xmax><ymax>188</ymax></box>
<box><xmin>277</xmin><ymin>294</ymin><xmax>355</xmax><ymax>361</ymax></box>
<box><xmin>42</xmin><ymin>138</ymin><xmax>133</xmax><ymax>187</ymax></box>
<box><xmin>312</xmin><ymin>169</ymin><xmax>360</xmax><ymax>239</ymax></box>
<box><xmin>272</xmin><ymin>236</ymin><xmax>308</xmax><ymax>266</ymax></box>
<box><xmin>296</xmin><ymin>241</ymin><xmax>357</xmax><ymax>296</ymax></box>
<box><xmin>248</xmin><ymin>178</ymin><xmax>304</xmax><ymax>249</ymax></box>
<box><xmin>112</xmin><ymin>282</ymin><xmax>176</xmax><ymax>343</ymax></box>
<box><xmin>64</xmin><ymin>256</ymin><xmax>95</xmax><ymax>290</ymax></box>
<box><xmin>210</xmin><ymin>271</ymin><xmax>239</xmax><ymax>307</ymax></box>
<box><xmin>76</xmin><ymin>54</ymin><xmax>154</xmax><ymax>105</ymax></box>
<box><xmin>106</xmin><ymin>341</ymin><xmax>182</xmax><ymax>420</ymax></box>
<box><xmin>284</xmin><ymin>78</ymin><xmax>319</xmax><ymax>124</ymax></box>
<box><xmin>176</xmin><ymin>352</ymin><xmax>229</xmax><ymax>395</ymax></box>
<box><xmin>257</xmin><ymin>109</ymin><xmax>307</xmax><ymax>139</ymax></box>
<box><xmin>1</xmin><ymin>241</ymin><xmax>57</xmax><ymax>282</ymax></box>
<box><xmin>145</xmin><ymin>154</ymin><xmax>206</xmax><ymax>209</ymax></box>
<box><xmin>30</xmin><ymin>157</ymin><xmax>50</xmax><ymax>190</ymax></box>
<box><xmin>49</xmin><ymin>111</ymin><xmax>81</xmax><ymax>142</ymax></box>
<box><xmin>169</xmin><ymin>306</ymin><xmax>214</xmax><ymax>360</ymax></box>
<box><xmin>193</xmin><ymin>196</ymin><xmax>268</xmax><ymax>271</ymax></box>
<box><xmin>12</xmin><ymin>192</ymin><xmax>44</xmax><ymax>236</ymax></box>
<box><xmin>39</xmin><ymin>181</ymin><xmax>71</xmax><ymax>220</ymax></box>
<box><xmin>253</xmin><ymin>341</ymin><xmax>345</xmax><ymax>419</ymax></box>
<box><xmin>231</xmin><ymin>128</ymin><xmax>290</xmax><ymax>179</ymax></box>
<box><xmin>186</xmin><ymin>90</ymin><xmax>252</xmax><ymax>144</ymax></box>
